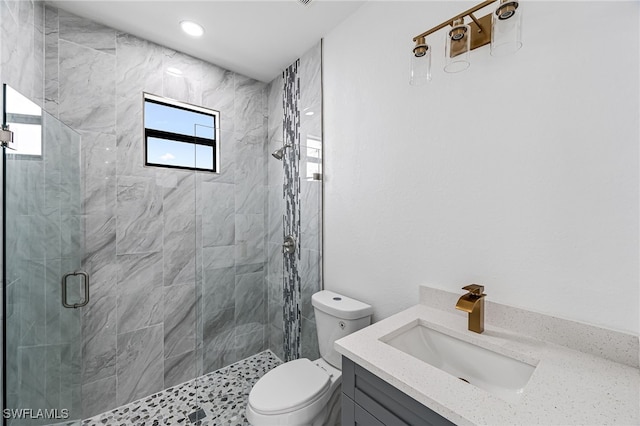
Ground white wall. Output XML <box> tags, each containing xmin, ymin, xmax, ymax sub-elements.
<box><xmin>323</xmin><ymin>1</ymin><xmax>639</xmax><ymax>334</ymax></box>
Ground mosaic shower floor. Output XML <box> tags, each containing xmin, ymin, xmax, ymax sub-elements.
<box><xmin>82</xmin><ymin>350</ymin><xmax>282</xmax><ymax>426</ymax></box>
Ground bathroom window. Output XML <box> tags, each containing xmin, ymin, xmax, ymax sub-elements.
<box><xmin>3</xmin><ymin>84</ymin><xmax>42</xmax><ymax>157</ymax></box>
<box><xmin>143</xmin><ymin>93</ymin><xmax>220</xmax><ymax>172</ymax></box>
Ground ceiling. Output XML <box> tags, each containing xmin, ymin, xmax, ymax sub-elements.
<box><xmin>48</xmin><ymin>0</ymin><xmax>366</xmax><ymax>83</ymax></box>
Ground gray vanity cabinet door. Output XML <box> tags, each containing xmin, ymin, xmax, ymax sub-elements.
<box><xmin>355</xmin><ymin>403</ymin><xmax>386</xmax><ymax>426</ymax></box>
<box><xmin>342</xmin><ymin>357</ymin><xmax>456</xmax><ymax>426</ymax></box>
<box><xmin>343</xmin><ymin>394</ymin><xmax>385</xmax><ymax>426</ymax></box>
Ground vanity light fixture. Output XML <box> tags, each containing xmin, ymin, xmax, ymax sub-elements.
<box><xmin>491</xmin><ymin>0</ymin><xmax>523</xmax><ymax>56</ymax></box>
<box><xmin>180</xmin><ymin>20</ymin><xmax>205</xmax><ymax>37</ymax></box>
<box><xmin>409</xmin><ymin>0</ymin><xmax>522</xmax><ymax>85</ymax></box>
<box><xmin>444</xmin><ymin>18</ymin><xmax>471</xmax><ymax>73</ymax></box>
<box><xmin>409</xmin><ymin>36</ymin><xmax>431</xmax><ymax>85</ymax></box>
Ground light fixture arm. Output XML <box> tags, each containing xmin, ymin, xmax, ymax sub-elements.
<box><xmin>468</xmin><ymin>13</ymin><xmax>486</xmax><ymax>33</ymax></box>
<box><xmin>412</xmin><ymin>0</ymin><xmax>497</xmax><ymax>42</ymax></box>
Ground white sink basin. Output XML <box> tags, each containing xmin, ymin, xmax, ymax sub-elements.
<box><xmin>380</xmin><ymin>320</ymin><xmax>536</xmax><ymax>403</ymax></box>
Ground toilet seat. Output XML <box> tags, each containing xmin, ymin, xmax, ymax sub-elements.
<box><xmin>249</xmin><ymin>358</ymin><xmax>331</xmax><ymax>415</ymax></box>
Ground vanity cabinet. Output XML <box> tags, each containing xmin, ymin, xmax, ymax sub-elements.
<box><xmin>341</xmin><ymin>357</ymin><xmax>455</xmax><ymax>426</ymax></box>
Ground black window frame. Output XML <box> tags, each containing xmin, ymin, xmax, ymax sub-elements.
<box><xmin>143</xmin><ymin>93</ymin><xmax>220</xmax><ymax>173</ymax></box>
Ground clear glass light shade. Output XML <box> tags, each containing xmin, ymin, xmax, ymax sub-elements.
<box><xmin>491</xmin><ymin>1</ymin><xmax>523</xmax><ymax>56</ymax></box>
<box><xmin>444</xmin><ymin>22</ymin><xmax>471</xmax><ymax>73</ymax></box>
<box><xmin>409</xmin><ymin>45</ymin><xmax>432</xmax><ymax>86</ymax></box>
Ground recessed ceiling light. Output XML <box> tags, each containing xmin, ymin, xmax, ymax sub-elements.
<box><xmin>180</xmin><ymin>20</ymin><xmax>204</xmax><ymax>37</ymax></box>
<box><xmin>166</xmin><ymin>67</ymin><xmax>183</xmax><ymax>76</ymax></box>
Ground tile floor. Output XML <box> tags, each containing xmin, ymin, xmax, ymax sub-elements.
<box><xmin>81</xmin><ymin>350</ymin><xmax>282</xmax><ymax>426</ymax></box>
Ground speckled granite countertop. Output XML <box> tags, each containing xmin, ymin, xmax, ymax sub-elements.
<box><xmin>335</xmin><ymin>291</ymin><xmax>639</xmax><ymax>426</ymax></box>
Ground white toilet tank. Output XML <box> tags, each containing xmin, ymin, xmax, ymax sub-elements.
<box><xmin>311</xmin><ymin>290</ymin><xmax>373</xmax><ymax>369</ymax></box>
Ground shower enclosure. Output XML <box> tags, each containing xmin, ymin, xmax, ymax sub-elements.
<box><xmin>1</xmin><ymin>4</ymin><xmax>322</xmax><ymax>422</ymax></box>
<box><xmin>1</xmin><ymin>84</ymin><xmax>263</xmax><ymax>424</ymax></box>
<box><xmin>1</xmin><ymin>86</ymin><xmax>236</xmax><ymax>424</ymax></box>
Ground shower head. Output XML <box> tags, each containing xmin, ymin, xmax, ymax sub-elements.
<box><xmin>271</xmin><ymin>144</ymin><xmax>292</xmax><ymax>160</ymax></box>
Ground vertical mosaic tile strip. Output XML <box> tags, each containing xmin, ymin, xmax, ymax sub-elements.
<box><xmin>282</xmin><ymin>60</ymin><xmax>302</xmax><ymax>362</ymax></box>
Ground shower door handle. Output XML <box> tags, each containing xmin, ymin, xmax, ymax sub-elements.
<box><xmin>61</xmin><ymin>271</ymin><xmax>90</xmax><ymax>308</ymax></box>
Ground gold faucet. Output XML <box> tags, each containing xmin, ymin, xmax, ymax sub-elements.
<box><xmin>455</xmin><ymin>284</ymin><xmax>486</xmax><ymax>333</ymax></box>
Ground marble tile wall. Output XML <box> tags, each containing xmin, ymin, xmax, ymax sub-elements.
<box><xmin>266</xmin><ymin>72</ymin><xmax>285</xmax><ymax>361</ymax></box>
<box><xmin>1</xmin><ymin>0</ymin><xmax>44</xmax><ymax>106</ymax></box>
<box><xmin>42</xmin><ymin>6</ymin><xmax>270</xmax><ymax>418</ymax></box>
<box><xmin>267</xmin><ymin>43</ymin><xmax>323</xmax><ymax>361</ymax></box>
<box><xmin>298</xmin><ymin>43</ymin><xmax>323</xmax><ymax>361</ymax></box>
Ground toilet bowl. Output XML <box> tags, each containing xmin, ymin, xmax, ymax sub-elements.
<box><xmin>246</xmin><ymin>290</ymin><xmax>373</xmax><ymax>426</ymax></box>
<box><xmin>245</xmin><ymin>358</ymin><xmax>341</xmax><ymax>425</ymax></box>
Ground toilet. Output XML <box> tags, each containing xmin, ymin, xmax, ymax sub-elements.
<box><xmin>246</xmin><ymin>290</ymin><xmax>373</xmax><ymax>426</ymax></box>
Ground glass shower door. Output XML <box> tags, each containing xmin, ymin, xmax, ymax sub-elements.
<box><xmin>3</xmin><ymin>85</ymin><xmax>84</xmax><ymax>425</ymax></box>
